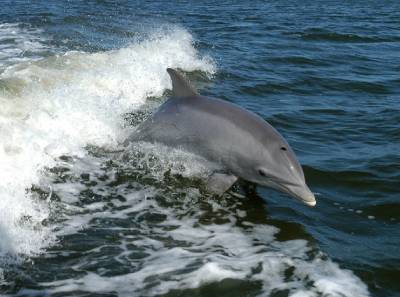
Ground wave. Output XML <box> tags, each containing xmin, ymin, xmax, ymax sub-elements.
<box><xmin>0</xmin><ymin>24</ymin><xmax>215</xmax><ymax>262</ymax></box>
<box><xmin>297</xmin><ymin>28</ymin><xmax>400</xmax><ymax>43</ymax></box>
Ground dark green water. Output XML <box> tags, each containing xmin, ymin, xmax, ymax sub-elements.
<box><xmin>0</xmin><ymin>1</ymin><xmax>399</xmax><ymax>296</ymax></box>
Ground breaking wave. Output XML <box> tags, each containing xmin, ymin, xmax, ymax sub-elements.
<box><xmin>0</xmin><ymin>23</ymin><xmax>215</xmax><ymax>263</ymax></box>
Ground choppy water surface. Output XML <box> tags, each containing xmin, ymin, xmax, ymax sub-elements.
<box><xmin>0</xmin><ymin>1</ymin><xmax>399</xmax><ymax>296</ymax></box>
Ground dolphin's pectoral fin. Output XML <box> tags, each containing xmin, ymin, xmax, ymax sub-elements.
<box><xmin>206</xmin><ymin>173</ymin><xmax>238</xmax><ymax>196</ymax></box>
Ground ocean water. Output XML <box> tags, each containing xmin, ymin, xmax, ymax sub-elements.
<box><xmin>0</xmin><ymin>1</ymin><xmax>399</xmax><ymax>296</ymax></box>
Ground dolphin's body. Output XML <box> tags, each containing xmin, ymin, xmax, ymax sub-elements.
<box><xmin>130</xmin><ymin>68</ymin><xmax>316</xmax><ymax>207</ymax></box>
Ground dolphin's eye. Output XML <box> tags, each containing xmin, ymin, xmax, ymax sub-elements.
<box><xmin>280</xmin><ymin>147</ymin><xmax>287</xmax><ymax>151</ymax></box>
<box><xmin>258</xmin><ymin>169</ymin><xmax>267</xmax><ymax>177</ymax></box>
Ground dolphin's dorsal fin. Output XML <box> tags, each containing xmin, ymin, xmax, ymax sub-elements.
<box><xmin>167</xmin><ymin>68</ymin><xmax>198</xmax><ymax>97</ymax></box>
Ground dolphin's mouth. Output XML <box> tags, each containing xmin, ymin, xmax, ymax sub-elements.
<box><xmin>303</xmin><ymin>199</ymin><xmax>317</xmax><ymax>207</ymax></box>
<box><xmin>262</xmin><ymin>178</ymin><xmax>317</xmax><ymax>207</ymax></box>
<box><xmin>285</xmin><ymin>183</ymin><xmax>316</xmax><ymax>207</ymax></box>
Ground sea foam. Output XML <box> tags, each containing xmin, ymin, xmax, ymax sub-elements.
<box><xmin>0</xmin><ymin>24</ymin><xmax>215</xmax><ymax>263</ymax></box>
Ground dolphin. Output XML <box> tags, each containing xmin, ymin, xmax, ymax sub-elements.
<box><xmin>128</xmin><ymin>68</ymin><xmax>316</xmax><ymax>207</ymax></box>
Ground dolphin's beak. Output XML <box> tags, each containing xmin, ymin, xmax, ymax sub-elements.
<box><xmin>287</xmin><ymin>184</ymin><xmax>316</xmax><ymax>207</ymax></box>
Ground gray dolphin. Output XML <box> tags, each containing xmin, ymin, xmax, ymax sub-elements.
<box><xmin>129</xmin><ymin>68</ymin><xmax>316</xmax><ymax>207</ymax></box>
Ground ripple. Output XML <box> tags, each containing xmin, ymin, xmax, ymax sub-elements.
<box><xmin>269</xmin><ymin>55</ymin><xmax>330</xmax><ymax>66</ymax></box>
<box><xmin>297</xmin><ymin>28</ymin><xmax>400</xmax><ymax>43</ymax></box>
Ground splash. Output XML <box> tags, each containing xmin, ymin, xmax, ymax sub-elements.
<box><xmin>0</xmin><ymin>24</ymin><xmax>215</xmax><ymax>262</ymax></box>
<box><xmin>25</xmin><ymin>149</ymin><xmax>369</xmax><ymax>297</ymax></box>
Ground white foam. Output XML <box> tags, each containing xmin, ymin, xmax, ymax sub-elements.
<box><xmin>29</xmin><ymin>156</ymin><xmax>369</xmax><ymax>297</ymax></box>
<box><xmin>0</xmin><ymin>25</ymin><xmax>215</xmax><ymax>262</ymax></box>
<box><xmin>39</xmin><ymin>218</ymin><xmax>369</xmax><ymax>297</ymax></box>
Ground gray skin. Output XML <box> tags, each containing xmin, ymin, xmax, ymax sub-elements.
<box><xmin>129</xmin><ymin>68</ymin><xmax>316</xmax><ymax>207</ymax></box>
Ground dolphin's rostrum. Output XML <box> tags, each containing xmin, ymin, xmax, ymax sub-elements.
<box><xmin>129</xmin><ymin>68</ymin><xmax>316</xmax><ymax>207</ymax></box>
